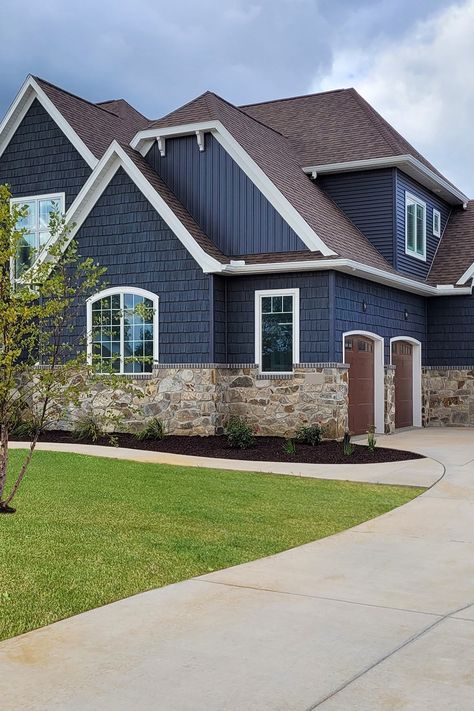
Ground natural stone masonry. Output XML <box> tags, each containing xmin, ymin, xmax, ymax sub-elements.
<box><xmin>384</xmin><ymin>366</ymin><xmax>396</xmax><ymax>435</ymax></box>
<box><xmin>423</xmin><ymin>367</ymin><xmax>474</xmax><ymax>427</ymax></box>
<box><xmin>56</xmin><ymin>364</ymin><xmax>349</xmax><ymax>438</ymax></box>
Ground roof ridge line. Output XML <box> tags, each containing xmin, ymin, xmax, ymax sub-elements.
<box><xmin>240</xmin><ymin>87</ymin><xmax>350</xmax><ymax>108</ymax></box>
<box><xmin>148</xmin><ymin>90</ymin><xmax>213</xmax><ymax>126</ymax></box>
<box><xmin>348</xmin><ymin>88</ymin><xmax>405</xmax><ymax>155</ymax></box>
<box><xmin>33</xmin><ymin>76</ymin><xmax>122</xmax><ymax>119</ymax></box>
<box><xmin>206</xmin><ymin>91</ymin><xmax>288</xmax><ymax>139</ymax></box>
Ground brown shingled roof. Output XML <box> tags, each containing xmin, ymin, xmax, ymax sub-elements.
<box><xmin>35</xmin><ymin>77</ymin><xmax>149</xmax><ymax>159</ymax></box>
<box><xmin>429</xmin><ymin>203</ymin><xmax>474</xmax><ymax>285</ymax></box>
<box><xmin>149</xmin><ymin>90</ymin><xmax>396</xmax><ymax>272</ymax></box>
<box><xmin>240</xmin><ymin>88</ymin><xmax>453</xmax><ymax>186</ymax></box>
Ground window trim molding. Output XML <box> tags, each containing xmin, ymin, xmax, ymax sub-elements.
<box><xmin>254</xmin><ymin>287</ymin><xmax>300</xmax><ymax>375</ymax></box>
<box><xmin>86</xmin><ymin>286</ymin><xmax>159</xmax><ymax>374</ymax></box>
<box><xmin>432</xmin><ymin>208</ymin><xmax>441</xmax><ymax>238</ymax></box>
<box><xmin>405</xmin><ymin>191</ymin><xmax>427</xmax><ymax>262</ymax></box>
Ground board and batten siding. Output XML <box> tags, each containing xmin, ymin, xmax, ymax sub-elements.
<box><xmin>317</xmin><ymin>169</ymin><xmax>395</xmax><ymax>264</ymax></box>
<box><xmin>0</xmin><ymin>99</ymin><xmax>91</xmax><ymax>209</ymax></box>
<box><xmin>395</xmin><ymin>170</ymin><xmax>451</xmax><ymax>279</ymax></box>
<box><xmin>145</xmin><ymin>134</ymin><xmax>306</xmax><ymax>256</ymax></box>
<box><xmin>334</xmin><ymin>273</ymin><xmax>427</xmax><ymax>363</ymax></box>
<box><xmin>427</xmin><ymin>294</ymin><xmax>474</xmax><ymax>365</ymax></box>
<box><xmin>71</xmin><ymin>168</ymin><xmax>212</xmax><ymax>362</ymax></box>
<box><xmin>225</xmin><ymin>272</ymin><xmax>330</xmax><ymax>364</ymax></box>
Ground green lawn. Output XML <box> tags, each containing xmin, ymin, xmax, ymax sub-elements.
<box><xmin>0</xmin><ymin>449</ymin><xmax>424</xmax><ymax>642</ymax></box>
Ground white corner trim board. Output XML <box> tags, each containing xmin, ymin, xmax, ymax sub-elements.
<box><xmin>34</xmin><ymin>141</ymin><xmax>223</xmax><ymax>274</ymax></box>
<box><xmin>131</xmin><ymin>120</ymin><xmax>336</xmax><ymax>257</ymax></box>
<box><xmin>0</xmin><ymin>75</ymin><xmax>98</xmax><ymax>169</ymax></box>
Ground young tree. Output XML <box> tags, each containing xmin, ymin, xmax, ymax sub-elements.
<box><xmin>0</xmin><ymin>184</ymin><xmax>107</xmax><ymax>513</ymax></box>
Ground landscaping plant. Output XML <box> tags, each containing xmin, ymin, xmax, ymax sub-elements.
<box><xmin>0</xmin><ymin>184</ymin><xmax>135</xmax><ymax>513</ymax></box>
<box><xmin>136</xmin><ymin>417</ymin><xmax>165</xmax><ymax>441</ymax></box>
<box><xmin>295</xmin><ymin>423</ymin><xmax>323</xmax><ymax>446</ymax></box>
<box><xmin>283</xmin><ymin>438</ymin><xmax>297</xmax><ymax>456</ymax></box>
<box><xmin>225</xmin><ymin>416</ymin><xmax>255</xmax><ymax>449</ymax></box>
<box><xmin>367</xmin><ymin>426</ymin><xmax>377</xmax><ymax>453</ymax></box>
<box><xmin>342</xmin><ymin>431</ymin><xmax>355</xmax><ymax>457</ymax></box>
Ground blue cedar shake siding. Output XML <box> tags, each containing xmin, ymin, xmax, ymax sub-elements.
<box><xmin>395</xmin><ymin>170</ymin><xmax>451</xmax><ymax>279</ymax></box>
<box><xmin>427</xmin><ymin>294</ymin><xmax>474</xmax><ymax>365</ymax></box>
<box><xmin>225</xmin><ymin>272</ymin><xmax>331</xmax><ymax>364</ymax></box>
<box><xmin>334</xmin><ymin>273</ymin><xmax>426</xmax><ymax>363</ymax></box>
<box><xmin>145</xmin><ymin>134</ymin><xmax>306</xmax><ymax>256</ymax></box>
<box><xmin>0</xmin><ymin>99</ymin><xmax>91</xmax><ymax>208</ymax></box>
<box><xmin>71</xmin><ymin>168</ymin><xmax>211</xmax><ymax>362</ymax></box>
<box><xmin>317</xmin><ymin>169</ymin><xmax>395</xmax><ymax>264</ymax></box>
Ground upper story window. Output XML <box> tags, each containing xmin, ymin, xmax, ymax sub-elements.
<box><xmin>433</xmin><ymin>208</ymin><xmax>441</xmax><ymax>238</ymax></box>
<box><xmin>255</xmin><ymin>288</ymin><xmax>300</xmax><ymax>374</ymax></box>
<box><xmin>405</xmin><ymin>192</ymin><xmax>426</xmax><ymax>261</ymax></box>
<box><xmin>87</xmin><ymin>287</ymin><xmax>159</xmax><ymax>375</ymax></box>
<box><xmin>11</xmin><ymin>193</ymin><xmax>65</xmax><ymax>278</ymax></box>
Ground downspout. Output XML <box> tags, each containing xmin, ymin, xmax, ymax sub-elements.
<box><xmin>208</xmin><ymin>274</ymin><xmax>214</xmax><ymax>363</ymax></box>
<box><xmin>328</xmin><ymin>271</ymin><xmax>336</xmax><ymax>361</ymax></box>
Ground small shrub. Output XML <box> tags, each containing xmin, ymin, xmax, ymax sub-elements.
<box><xmin>136</xmin><ymin>417</ymin><xmax>165</xmax><ymax>441</ymax></box>
<box><xmin>72</xmin><ymin>412</ymin><xmax>106</xmax><ymax>443</ymax></box>
<box><xmin>283</xmin><ymin>438</ymin><xmax>296</xmax><ymax>456</ymax></box>
<box><xmin>367</xmin><ymin>426</ymin><xmax>377</xmax><ymax>453</ymax></box>
<box><xmin>10</xmin><ymin>413</ymin><xmax>43</xmax><ymax>439</ymax></box>
<box><xmin>225</xmin><ymin>416</ymin><xmax>255</xmax><ymax>449</ymax></box>
<box><xmin>342</xmin><ymin>431</ymin><xmax>355</xmax><ymax>457</ymax></box>
<box><xmin>295</xmin><ymin>424</ymin><xmax>323</xmax><ymax>446</ymax></box>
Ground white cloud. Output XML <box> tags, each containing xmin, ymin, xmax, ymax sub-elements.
<box><xmin>313</xmin><ymin>0</ymin><xmax>474</xmax><ymax>195</ymax></box>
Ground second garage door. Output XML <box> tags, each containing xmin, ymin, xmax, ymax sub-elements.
<box><xmin>392</xmin><ymin>340</ymin><xmax>413</xmax><ymax>428</ymax></box>
<box><xmin>345</xmin><ymin>336</ymin><xmax>375</xmax><ymax>435</ymax></box>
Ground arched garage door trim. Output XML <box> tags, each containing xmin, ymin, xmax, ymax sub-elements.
<box><xmin>343</xmin><ymin>331</ymin><xmax>385</xmax><ymax>434</ymax></box>
<box><xmin>390</xmin><ymin>337</ymin><xmax>422</xmax><ymax>428</ymax></box>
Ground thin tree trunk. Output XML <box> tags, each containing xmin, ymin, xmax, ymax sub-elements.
<box><xmin>0</xmin><ymin>424</ymin><xmax>9</xmax><ymax>501</ymax></box>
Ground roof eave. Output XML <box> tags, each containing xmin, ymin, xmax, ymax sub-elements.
<box><xmin>220</xmin><ymin>258</ymin><xmax>473</xmax><ymax>296</ymax></box>
<box><xmin>303</xmin><ymin>155</ymin><xmax>468</xmax><ymax>206</ymax></box>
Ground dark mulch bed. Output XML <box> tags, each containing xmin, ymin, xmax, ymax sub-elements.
<box><xmin>16</xmin><ymin>431</ymin><xmax>424</xmax><ymax>465</ymax></box>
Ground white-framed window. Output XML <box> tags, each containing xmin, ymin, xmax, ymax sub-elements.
<box><xmin>11</xmin><ymin>193</ymin><xmax>65</xmax><ymax>278</ymax></box>
<box><xmin>433</xmin><ymin>208</ymin><xmax>441</xmax><ymax>238</ymax></box>
<box><xmin>405</xmin><ymin>192</ymin><xmax>426</xmax><ymax>261</ymax></box>
<box><xmin>255</xmin><ymin>288</ymin><xmax>300</xmax><ymax>374</ymax></box>
<box><xmin>87</xmin><ymin>287</ymin><xmax>159</xmax><ymax>374</ymax></box>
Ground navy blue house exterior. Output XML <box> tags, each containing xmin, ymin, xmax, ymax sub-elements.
<box><xmin>1</xmin><ymin>76</ymin><xmax>473</xmax><ymax>434</ymax></box>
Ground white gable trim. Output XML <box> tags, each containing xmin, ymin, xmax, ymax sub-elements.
<box><xmin>457</xmin><ymin>262</ymin><xmax>474</xmax><ymax>285</ymax></box>
<box><xmin>34</xmin><ymin>140</ymin><xmax>223</xmax><ymax>274</ymax></box>
<box><xmin>131</xmin><ymin>120</ymin><xmax>336</xmax><ymax>256</ymax></box>
<box><xmin>0</xmin><ymin>75</ymin><xmax>98</xmax><ymax>169</ymax></box>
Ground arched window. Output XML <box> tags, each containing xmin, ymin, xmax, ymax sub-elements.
<box><xmin>87</xmin><ymin>287</ymin><xmax>159</xmax><ymax>374</ymax></box>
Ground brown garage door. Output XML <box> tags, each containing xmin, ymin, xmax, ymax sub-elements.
<box><xmin>392</xmin><ymin>341</ymin><xmax>413</xmax><ymax>429</ymax></box>
<box><xmin>345</xmin><ymin>336</ymin><xmax>374</xmax><ymax>435</ymax></box>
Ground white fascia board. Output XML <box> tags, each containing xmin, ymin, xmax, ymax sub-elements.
<box><xmin>221</xmin><ymin>258</ymin><xmax>473</xmax><ymax>296</ymax></box>
<box><xmin>456</xmin><ymin>263</ymin><xmax>474</xmax><ymax>285</ymax></box>
<box><xmin>0</xmin><ymin>75</ymin><xmax>98</xmax><ymax>169</ymax></box>
<box><xmin>130</xmin><ymin>120</ymin><xmax>336</xmax><ymax>256</ymax></box>
<box><xmin>35</xmin><ymin>140</ymin><xmax>223</xmax><ymax>274</ymax></box>
<box><xmin>303</xmin><ymin>155</ymin><xmax>468</xmax><ymax>206</ymax></box>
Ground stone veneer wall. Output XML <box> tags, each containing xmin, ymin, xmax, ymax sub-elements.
<box><xmin>384</xmin><ymin>365</ymin><xmax>396</xmax><ymax>435</ymax></box>
<box><xmin>58</xmin><ymin>363</ymin><xmax>349</xmax><ymax>438</ymax></box>
<box><xmin>423</xmin><ymin>367</ymin><xmax>474</xmax><ymax>427</ymax></box>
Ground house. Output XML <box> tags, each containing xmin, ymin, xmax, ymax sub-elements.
<box><xmin>1</xmin><ymin>75</ymin><xmax>473</xmax><ymax>437</ymax></box>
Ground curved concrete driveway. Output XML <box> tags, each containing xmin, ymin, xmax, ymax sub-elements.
<box><xmin>1</xmin><ymin>429</ymin><xmax>474</xmax><ymax>710</ymax></box>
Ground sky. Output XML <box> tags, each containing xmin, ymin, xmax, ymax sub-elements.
<box><xmin>0</xmin><ymin>0</ymin><xmax>473</xmax><ymax>194</ymax></box>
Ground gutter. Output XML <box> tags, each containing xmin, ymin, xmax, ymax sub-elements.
<box><xmin>220</xmin><ymin>258</ymin><xmax>473</xmax><ymax>297</ymax></box>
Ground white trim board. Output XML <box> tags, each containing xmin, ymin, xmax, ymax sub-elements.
<box><xmin>303</xmin><ymin>155</ymin><xmax>468</xmax><ymax>206</ymax></box>
<box><xmin>131</xmin><ymin>120</ymin><xmax>336</xmax><ymax>256</ymax></box>
<box><xmin>34</xmin><ymin>140</ymin><xmax>223</xmax><ymax>274</ymax></box>
<box><xmin>390</xmin><ymin>337</ymin><xmax>422</xmax><ymax>428</ymax></box>
<box><xmin>0</xmin><ymin>75</ymin><xmax>98</xmax><ymax>168</ymax></box>
<box><xmin>343</xmin><ymin>330</ymin><xmax>385</xmax><ymax>435</ymax></box>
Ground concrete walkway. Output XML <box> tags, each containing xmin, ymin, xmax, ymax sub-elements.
<box><xmin>9</xmin><ymin>438</ymin><xmax>441</xmax><ymax>487</ymax></box>
<box><xmin>2</xmin><ymin>429</ymin><xmax>474</xmax><ymax>710</ymax></box>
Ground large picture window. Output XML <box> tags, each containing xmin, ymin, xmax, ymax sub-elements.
<box><xmin>87</xmin><ymin>288</ymin><xmax>159</xmax><ymax>374</ymax></box>
<box><xmin>405</xmin><ymin>192</ymin><xmax>426</xmax><ymax>260</ymax></box>
<box><xmin>255</xmin><ymin>289</ymin><xmax>299</xmax><ymax>373</ymax></box>
<box><xmin>11</xmin><ymin>193</ymin><xmax>65</xmax><ymax>278</ymax></box>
